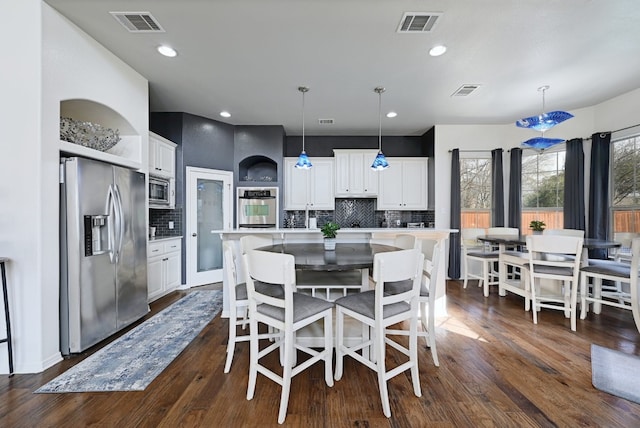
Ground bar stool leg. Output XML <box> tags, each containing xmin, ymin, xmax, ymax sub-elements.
<box><xmin>1</xmin><ymin>261</ymin><xmax>13</xmax><ymax>377</ymax></box>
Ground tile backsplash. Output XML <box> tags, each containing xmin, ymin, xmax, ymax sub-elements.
<box><xmin>149</xmin><ymin>208</ymin><xmax>183</xmax><ymax>237</ymax></box>
<box><xmin>284</xmin><ymin>198</ymin><xmax>434</xmax><ymax>229</ymax></box>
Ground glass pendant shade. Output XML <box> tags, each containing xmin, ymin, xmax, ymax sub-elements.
<box><xmin>295</xmin><ymin>150</ymin><xmax>312</xmax><ymax>169</ymax></box>
<box><xmin>294</xmin><ymin>86</ymin><xmax>312</xmax><ymax>169</ymax></box>
<box><xmin>518</xmin><ymin>86</ymin><xmax>573</xmax><ymax>151</ymax></box>
<box><xmin>516</xmin><ymin>110</ymin><xmax>574</xmax><ymax>131</ymax></box>
<box><xmin>521</xmin><ymin>137</ymin><xmax>565</xmax><ymax>151</ymax></box>
<box><xmin>371</xmin><ymin>86</ymin><xmax>390</xmax><ymax>170</ymax></box>
<box><xmin>371</xmin><ymin>151</ymin><xmax>390</xmax><ymax>170</ymax></box>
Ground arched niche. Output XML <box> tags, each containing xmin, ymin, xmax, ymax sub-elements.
<box><xmin>239</xmin><ymin>155</ymin><xmax>277</xmax><ymax>183</ymax></box>
<box><xmin>59</xmin><ymin>99</ymin><xmax>142</xmax><ymax>169</ymax></box>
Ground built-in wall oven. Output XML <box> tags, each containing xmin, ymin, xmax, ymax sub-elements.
<box><xmin>237</xmin><ymin>187</ymin><xmax>278</xmax><ymax>228</ymax></box>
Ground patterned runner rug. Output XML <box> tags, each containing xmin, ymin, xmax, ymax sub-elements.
<box><xmin>36</xmin><ymin>290</ymin><xmax>222</xmax><ymax>393</ymax></box>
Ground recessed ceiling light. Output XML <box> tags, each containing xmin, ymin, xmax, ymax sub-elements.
<box><xmin>386</xmin><ymin>112</ymin><xmax>398</xmax><ymax>118</ymax></box>
<box><xmin>157</xmin><ymin>45</ymin><xmax>177</xmax><ymax>57</ymax></box>
<box><xmin>220</xmin><ymin>111</ymin><xmax>231</xmax><ymax>118</ymax></box>
<box><xmin>429</xmin><ymin>45</ymin><xmax>447</xmax><ymax>57</ymax></box>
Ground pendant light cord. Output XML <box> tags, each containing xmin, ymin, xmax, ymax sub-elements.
<box><xmin>302</xmin><ymin>89</ymin><xmax>306</xmax><ymax>152</ymax></box>
<box><xmin>378</xmin><ymin>90</ymin><xmax>382</xmax><ymax>151</ymax></box>
<box><xmin>375</xmin><ymin>86</ymin><xmax>385</xmax><ymax>152</ymax></box>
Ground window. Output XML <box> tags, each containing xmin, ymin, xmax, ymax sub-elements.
<box><xmin>521</xmin><ymin>149</ymin><xmax>565</xmax><ymax>233</ymax></box>
<box><xmin>611</xmin><ymin>135</ymin><xmax>640</xmax><ymax>233</ymax></box>
<box><xmin>460</xmin><ymin>157</ymin><xmax>491</xmax><ymax>229</ymax></box>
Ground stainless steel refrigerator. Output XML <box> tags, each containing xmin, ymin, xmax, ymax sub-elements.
<box><xmin>60</xmin><ymin>156</ymin><xmax>148</xmax><ymax>355</ymax></box>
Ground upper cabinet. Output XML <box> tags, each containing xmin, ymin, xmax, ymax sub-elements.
<box><xmin>149</xmin><ymin>131</ymin><xmax>177</xmax><ymax>179</ymax></box>
<box><xmin>334</xmin><ymin>149</ymin><xmax>379</xmax><ymax>197</ymax></box>
<box><xmin>284</xmin><ymin>158</ymin><xmax>335</xmax><ymax>210</ymax></box>
<box><xmin>377</xmin><ymin>158</ymin><xmax>428</xmax><ymax>210</ymax></box>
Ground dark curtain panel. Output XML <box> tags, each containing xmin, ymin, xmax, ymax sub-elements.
<box><xmin>491</xmin><ymin>149</ymin><xmax>505</xmax><ymax>226</ymax></box>
<box><xmin>564</xmin><ymin>138</ymin><xmax>585</xmax><ymax>231</ymax></box>
<box><xmin>448</xmin><ymin>149</ymin><xmax>461</xmax><ymax>279</ymax></box>
<box><xmin>508</xmin><ymin>148</ymin><xmax>522</xmax><ymax>231</ymax></box>
<box><xmin>588</xmin><ymin>132</ymin><xmax>612</xmax><ymax>259</ymax></box>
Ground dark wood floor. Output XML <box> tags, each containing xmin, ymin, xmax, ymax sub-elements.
<box><xmin>2</xmin><ymin>280</ymin><xmax>640</xmax><ymax>427</ymax></box>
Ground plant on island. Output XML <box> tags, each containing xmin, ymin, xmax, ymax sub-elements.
<box><xmin>320</xmin><ymin>221</ymin><xmax>340</xmax><ymax>239</ymax></box>
<box><xmin>529</xmin><ymin>220</ymin><xmax>546</xmax><ymax>232</ymax></box>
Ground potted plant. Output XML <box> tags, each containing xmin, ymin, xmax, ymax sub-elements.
<box><xmin>320</xmin><ymin>221</ymin><xmax>340</xmax><ymax>250</ymax></box>
<box><xmin>529</xmin><ymin>220</ymin><xmax>546</xmax><ymax>234</ymax></box>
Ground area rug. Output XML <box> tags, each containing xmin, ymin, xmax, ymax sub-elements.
<box><xmin>36</xmin><ymin>290</ymin><xmax>222</xmax><ymax>393</ymax></box>
<box><xmin>591</xmin><ymin>343</ymin><xmax>640</xmax><ymax>404</ymax></box>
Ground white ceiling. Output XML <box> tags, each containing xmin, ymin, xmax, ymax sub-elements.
<box><xmin>44</xmin><ymin>0</ymin><xmax>640</xmax><ymax>136</ymax></box>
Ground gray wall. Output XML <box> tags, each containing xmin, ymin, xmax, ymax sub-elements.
<box><xmin>150</xmin><ymin>112</ymin><xmax>235</xmax><ymax>282</ymax></box>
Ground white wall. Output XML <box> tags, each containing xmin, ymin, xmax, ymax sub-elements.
<box><xmin>433</xmin><ymin>89</ymin><xmax>640</xmax><ymax>276</ymax></box>
<box><xmin>0</xmin><ymin>0</ymin><xmax>148</xmax><ymax>373</ymax></box>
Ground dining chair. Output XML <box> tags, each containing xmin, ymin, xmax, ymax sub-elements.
<box><xmin>334</xmin><ymin>248</ymin><xmax>424</xmax><ymax>418</ymax></box>
<box><xmin>462</xmin><ymin>228</ymin><xmax>500</xmax><ymax>297</ymax></box>
<box><xmin>222</xmin><ymin>241</ymin><xmax>283</xmax><ymax>373</ymax></box>
<box><xmin>610</xmin><ymin>232</ymin><xmax>639</xmax><ymax>262</ymax></box>
<box><xmin>385</xmin><ymin>239</ymin><xmax>443</xmax><ymax>366</ymax></box>
<box><xmin>580</xmin><ymin>237</ymin><xmax>639</xmax><ymax>319</ymax></box>
<box><xmin>393</xmin><ymin>233</ymin><xmax>421</xmax><ymax>250</ymax></box>
<box><xmin>543</xmin><ymin>228</ymin><xmax>585</xmax><ymax>237</ymax></box>
<box><xmin>526</xmin><ymin>234</ymin><xmax>584</xmax><ymax>331</ymax></box>
<box><xmin>243</xmin><ymin>249</ymin><xmax>334</xmax><ymax>425</ymax></box>
<box><xmin>240</xmin><ymin>234</ymin><xmax>273</xmax><ymax>253</ymax></box>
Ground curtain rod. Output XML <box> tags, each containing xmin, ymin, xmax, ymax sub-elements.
<box><xmin>583</xmin><ymin>122</ymin><xmax>640</xmax><ymax>140</ymax></box>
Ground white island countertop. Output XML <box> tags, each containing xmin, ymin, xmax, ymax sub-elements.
<box><xmin>220</xmin><ymin>227</ymin><xmax>456</xmax><ymax>234</ymax></box>
<box><xmin>219</xmin><ymin>228</ymin><xmax>457</xmax><ymax>243</ymax></box>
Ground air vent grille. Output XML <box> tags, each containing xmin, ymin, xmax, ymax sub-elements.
<box><xmin>452</xmin><ymin>84</ymin><xmax>481</xmax><ymax>97</ymax></box>
<box><xmin>110</xmin><ymin>12</ymin><xmax>165</xmax><ymax>32</ymax></box>
<box><xmin>397</xmin><ymin>12</ymin><xmax>442</xmax><ymax>33</ymax></box>
<box><xmin>318</xmin><ymin>119</ymin><xmax>334</xmax><ymax>125</ymax></box>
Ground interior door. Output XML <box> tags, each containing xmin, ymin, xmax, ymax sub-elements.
<box><xmin>186</xmin><ymin>167</ymin><xmax>233</xmax><ymax>286</ymax></box>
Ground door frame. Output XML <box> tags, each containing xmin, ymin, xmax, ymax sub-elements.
<box><xmin>185</xmin><ymin>167</ymin><xmax>233</xmax><ymax>287</ymax></box>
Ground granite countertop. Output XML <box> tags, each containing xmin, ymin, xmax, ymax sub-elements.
<box><xmin>149</xmin><ymin>235</ymin><xmax>182</xmax><ymax>242</ymax></box>
<box><xmin>220</xmin><ymin>228</ymin><xmax>456</xmax><ymax>234</ymax></box>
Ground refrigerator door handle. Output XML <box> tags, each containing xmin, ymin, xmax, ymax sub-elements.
<box><xmin>113</xmin><ymin>184</ymin><xmax>125</xmax><ymax>263</ymax></box>
<box><xmin>105</xmin><ymin>184</ymin><xmax>116</xmax><ymax>264</ymax></box>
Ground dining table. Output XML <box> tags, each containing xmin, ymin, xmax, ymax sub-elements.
<box><xmin>256</xmin><ymin>242</ymin><xmax>400</xmax><ymax>354</ymax></box>
<box><xmin>478</xmin><ymin>234</ymin><xmax>622</xmax><ymax>302</ymax></box>
<box><xmin>256</xmin><ymin>242</ymin><xmax>399</xmax><ymax>300</ymax></box>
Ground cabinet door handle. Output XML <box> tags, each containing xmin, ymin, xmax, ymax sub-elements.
<box><xmin>192</xmin><ymin>233</ymin><xmax>197</xmax><ymax>237</ymax></box>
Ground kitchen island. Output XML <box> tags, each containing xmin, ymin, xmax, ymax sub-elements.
<box><xmin>220</xmin><ymin>228</ymin><xmax>455</xmax><ymax>318</ymax></box>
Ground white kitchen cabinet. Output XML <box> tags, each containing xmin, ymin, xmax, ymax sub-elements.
<box><xmin>284</xmin><ymin>158</ymin><xmax>335</xmax><ymax>210</ymax></box>
<box><xmin>333</xmin><ymin>149</ymin><xmax>379</xmax><ymax>197</ymax></box>
<box><xmin>377</xmin><ymin>158</ymin><xmax>428</xmax><ymax>210</ymax></box>
<box><xmin>147</xmin><ymin>238</ymin><xmax>182</xmax><ymax>302</ymax></box>
<box><xmin>149</xmin><ymin>131</ymin><xmax>177</xmax><ymax>179</ymax></box>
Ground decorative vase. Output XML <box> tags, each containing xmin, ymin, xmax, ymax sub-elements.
<box><xmin>324</xmin><ymin>238</ymin><xmax>336</xmax><ymax>251</ymax></box>
<box><xmin>533</xmin><ymin>230</ymin><xmax>543</xmax><ymax>235</ymax></box>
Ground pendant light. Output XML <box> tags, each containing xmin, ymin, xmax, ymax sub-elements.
<box><xmin>517</xmin><ymin>85</ymin><xmax>573</xmax><ymax>151</ymax></box>
<box><xmin>294</xmin><ymin>86</ymin><xmax>312</xmax><ymax>169</ymax></box>
<box><xmin>371</xmin><ymin>86</ymin><xmax>390</xmax><ymax>170</ymax></box>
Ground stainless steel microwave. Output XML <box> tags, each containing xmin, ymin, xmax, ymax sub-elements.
<box><xmin>149</xmin><ymin>176</ymin><xmax>173</xmax><ymax>208</ymax></box>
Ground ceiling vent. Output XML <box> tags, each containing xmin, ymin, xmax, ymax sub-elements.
<box><xmin>397</xmin><ymin>12</ymin><xmax>442</xmax><ymax>33</ymax></box>
<box><xmin>451</xmin><ymin>84</ymin><xmax>481</xmax><ymax>97</ymax></box>
<box><xmin>318</xmin><ymin>119</ymin><xmax>335</xmax><ymax>125</ymax></box>
<box><xmin>110</xmin><ymin>12</ymin><xmax>165</xmax><ymax>32</ymax></box>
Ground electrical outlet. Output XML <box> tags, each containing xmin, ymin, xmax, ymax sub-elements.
<box><xmin>168</xmin><ymin>221</ymin><xmax>174</xmax><ymax>229</ymax></box>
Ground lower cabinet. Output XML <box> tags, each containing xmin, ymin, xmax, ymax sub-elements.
<box><xmin>147</xmin><ymin>238</ymin><xmax>182</xmax><ymax>302</ymax></box>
